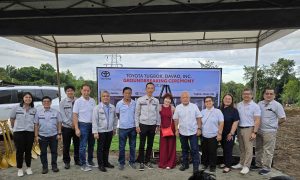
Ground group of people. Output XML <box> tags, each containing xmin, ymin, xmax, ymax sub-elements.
<box><xmin>9</xmin><ymin>82</ymin><xmax>286</xmax><ymax>177</ymax></box>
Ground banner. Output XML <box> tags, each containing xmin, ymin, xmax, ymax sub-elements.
<box><xmin>97</xmin><ymin>68</ymin><xmax>222</xmax><ymax>109</ymax></box>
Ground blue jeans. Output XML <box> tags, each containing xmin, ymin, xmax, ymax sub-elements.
<box><xmin>179</xmin><ymin>134</ymin><xmax>200</xmax><ymax>170</ymax></box>
<box><xmin>118</xmin><ymin>128</ymin><xmax>137</xmax><ymax>165</ymax></box>
<box><xmin>79</xmin><ymin>122</ymin><xmax>95</xmax><ymax>166</ymax></box>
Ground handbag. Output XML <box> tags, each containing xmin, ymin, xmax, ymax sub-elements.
<box><xmin>161</xmin><ymin>116</ymin><xmax>174</xmax><ymax>137</ymax></box>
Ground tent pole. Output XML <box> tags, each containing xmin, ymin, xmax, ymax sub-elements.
<box><xmin>253</xmin><ymin>41</ymin><xmax>260</xmax><ymax>101</ymax></box>
<box><xmin>54</xmin><ymin>44</ymin><xmax>61</xmax><ymax>102</ymax></box>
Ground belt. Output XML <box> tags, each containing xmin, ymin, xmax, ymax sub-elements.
<box><xmin>239</xmin><ymin>126</ymin><xmax>253</xmax><ymax>129</ymax></box>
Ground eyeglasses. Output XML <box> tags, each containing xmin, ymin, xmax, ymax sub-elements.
<box><xmin>265</xmin><ymin>93</ymin><xmax>274</xmax><ymax>95</ymax></box>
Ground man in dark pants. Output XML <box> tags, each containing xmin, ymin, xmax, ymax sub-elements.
<box><xmin>173</xmin><ymin>92</ymin><xmax>202</xmax><ymax>173</ymax></box>
<box><xmin>34</xmin><ymin>96</ymin><xmax>62</xmax><ymax>174</ymax></box>
<box><xmin>60</xmin><ymin>85</ymin><xmax>80</xmax><ymax>169</ymax></box>
<box><xmin>92</xmin><ymin>91</ymin><xmax>118</xmax><ymax>172</ymax></box>
<box><xmin>135</xmin><ymin>82</ymin><xmax>160</xmax><ymax>171</ymax></box>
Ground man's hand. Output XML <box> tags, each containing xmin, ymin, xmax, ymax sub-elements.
<box><xmin>136</xmin><ymin>127</ymin><xmax>141</xmax><ymax>134</ymax></box>
<box><xmin>75</xmin><ymin>128</ymin><xmax>81</xmax><ymax>137</ymax></box>
<box><xmin>34</xmin><ymin>136</ymin><xmax>39</xmax><ymax>143</ymax></box>
<box><xmin>250</xmin><ymin>132</ymin><xmax>256</xmax><ymax>140</ymax></box>
<box><xmin>217</xmin><ymin>134</ymin><xmax>222</xmax><ymax>141</ymax></box>
<box><xmin>57</xmin><ymin>134</ymin><xmax>62</xmax><ymax>141</ymax></box>
<box><xmin>227</xmin><ymin>133</ymin><xmax>233</xmax><ymax>141</ymax></box>
<box><xmin>94</xmin><ymin>133</ymin><xmax>99</xmax><ymax>140</ymax></box>
<box><xmin>196</xmin><ymin>129</ymin><xmax>201</xmax><ymax>136</ymax></box>
<box><xmin>155</xmin><ymin>126</ymin><xmax>160</xmax><ymax>134</ymax></box>
<box><xmin>175</xmin><ymin>130</ymin><xmax>179</xmax><ymax>137</ymax></box>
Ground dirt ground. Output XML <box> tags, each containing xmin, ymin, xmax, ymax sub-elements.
<box><xmin>0</xmin><ymin>108</ymin><xmax>299</xmax><ymax>180</ymax></box>
<box><xmin>272</xmin><ymin>108</ymin><xmax>300</xmax><ymax>179</ymax></box>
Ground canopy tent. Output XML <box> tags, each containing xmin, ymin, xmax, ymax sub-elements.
<box><xmin>5</xmin><ymin>29</ymin><xmax>296</xmax><ymax>54</ymax></box>
<box><xmin>1</xmin><ymin>0</ymin><xmax>300</xmax><ymax>99</ymax></box>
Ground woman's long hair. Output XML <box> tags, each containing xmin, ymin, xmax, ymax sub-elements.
<box><xmin>20</xmin><ymin>92</ymin><xmax>34</xmax><ymax>108</ymax></box>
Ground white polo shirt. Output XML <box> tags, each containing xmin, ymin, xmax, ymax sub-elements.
<box><xmin>73</xmin><ymin>96</ymin><xmax>96</xmax><ymax>123</ymax></box>
<box><xmin>201</xmin><ymin>107</ymin><xmax>224</xmax><ymax>138</ymax></box>
<box><xmin>237</xmin><ymin>100</ymin><xmax>261</xmax><ymax>127</ymax></box>
<box><xmin>173</xmin><ymin>102</ymin><xmax>202</xmax><ymax>136</ymax></box>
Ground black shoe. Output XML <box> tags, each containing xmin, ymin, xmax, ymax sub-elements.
<box><xmin>75</xmin><ymin>161</ymin><xmax>81</xmax><ymax>166</ymax></box>
<box><xmin>193</xmin><ymin>168</ymin><xmax>199</xmax><ymax>173</ymax></box>
<box><xmin>179</xmin><ymin>164</ymin><xmax>189</xmax><ymax>171</ymax></box>
<box><xmin>210</xmin><ymin>167</ymin><xmax>216</xmax><ymax>173</ymax></box>
<box><xmin>139</xmin><ymin>163</ymin><xmax>145</xmax><ymax>171</ymax></box>
<box><xmin>99</xmin><ymin>166</ymin><xmax>107</xmax><ymax>172</ymax></box>
<box><xmin>105</xmin><ymin>163</ymin><xmax>114</xmax><ymax>169</ymax></box>
<box><xmin>251</xmin><ymin>165</ymin><xmax>262</xmax><ymax>170</ymax></box>
<box><xmin>42</xmin><ymin>168</ymin><xmax>48</xmax><ymax>174</ymax></box>
<box><xmin>52</xmin><ymin>167</ymin><xmax>59</xmax><ymax>172</ymax></box>
<box><xmin>201</xmin><ymin>165</ymin><xmax>208</xmax><ymax>170</ymax></box>
<box><xmin>145</xmin><ymin>162</ymin><xmax>154</xmax><ymax>169</ymax></box>
<box><xmin>65</xmin><ymin>163</ymin><xmax>70</xmax><ymax>169</ymax></box>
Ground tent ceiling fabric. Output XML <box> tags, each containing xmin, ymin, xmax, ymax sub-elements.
<box><xmin>0</xmin><ymin>0</ymin><xmax>299</xmax><ymax>54</ymax></box>
<box><xmin>5</xmin><ymin>29</ymin><xmax>296</xmax><ymax>54</ymax></box>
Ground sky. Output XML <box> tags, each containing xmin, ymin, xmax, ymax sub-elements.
<box><xmin>0</xmin><ymin>30</ymin><xmax>299</xmax><ymax>84</ymax></box>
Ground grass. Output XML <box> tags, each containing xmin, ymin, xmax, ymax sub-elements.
<box><xmin>71</xmin><ymin>135</ymin><xmax>182</xmax><ymax>151</ymax></box>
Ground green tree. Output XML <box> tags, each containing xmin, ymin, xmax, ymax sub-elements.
<box><xmin>281</xmin><ymin>79</ymin><xmax>300</xmax><ymax>105</ymax></box>
<box><xmin>221</xmin><ymin>81</ymin><xmax>245</xmax><ymax>103</ymax></box>
<box><xmin>243</xmin><ymin>58</ymin><xmax>297</xmax><ymax>102</ymax></box>
<box><xmin>198</xmin><ymin>60</ymin><xmax>219</xmax><ymax>68</ymax></box>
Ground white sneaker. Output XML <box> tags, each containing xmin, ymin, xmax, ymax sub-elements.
<box><xmin>240</xmin><ymin>166</ymin><xmax>250</xmax><ymax>174</ymax></box>
<box><xmin>26</xmin><ymin>168</ymin><xmax>33</xmax><ymax>175</ymax></box>
<box><xmin>17</xmin><ymin>169</ymin><xmax>24</xmax><ymax>177</ymax></box>
<box><xmin>232</xmin><ymin>163</ymin><xmax>243</xmax><ymax>169</ymax></box>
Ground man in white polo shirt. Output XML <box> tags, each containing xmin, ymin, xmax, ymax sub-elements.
<box><xmin>173</xmin><ymin>91</ymin><xmax>202</xmax><ymax>173</ymax></box>
<box><xmin>232</xmin><ymin>88</ymin><xmax>261</xmax><ymax>174</ymax></box>
<box><xmin>256</xmin><ymin>87</ymin><xmax>286</xmax><ymax>175</ymax></box>
<box><xmin>73</xmin><ymin>84</ymin><xmax>97</xmax><ymax>172</ymax></box>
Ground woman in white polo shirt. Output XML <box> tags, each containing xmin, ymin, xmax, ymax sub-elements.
<box><xmin>201</xmin><ymin>96</ymin><xmax>224</xmax><ymax>173</ymax></box>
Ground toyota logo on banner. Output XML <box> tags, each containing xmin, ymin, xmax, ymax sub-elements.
<box><xmin>101</xmin><ymin>71</ymin><xmax>110</xmax><ymax>77</ymax></box>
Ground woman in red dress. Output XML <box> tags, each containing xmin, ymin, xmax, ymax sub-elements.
<box><xmin>158</xmin><ymin>93</ymin><xmax>176</xmax><ymax>169</ymax></box>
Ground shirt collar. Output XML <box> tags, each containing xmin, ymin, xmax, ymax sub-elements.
<box><xmin>242</xmin><ymin>100</ymin><xmax>253</xmax><ymax>105</ymax></box>
<box><xmin>121</xmin><ymin>99</ymin><xmax>133</xmax><ymax>105</ymax></box>
<box><xmin>100</xmin><ymin>102</ymin><xmax>110</xmax><ymax>108</ymax></box>
<box><xmin>145</xmin><ymin>95</ymin><xmax>154</xmax><ymax>100</ymax></box>
<box><xmin>43</xmin><ymin>108</ymin><xmax>52</xmax><ymax>112</ymax></box>
<box><xmin>206</xmin><ymin>106</ymin><xmax>215</xmax><ymax>111</ymax></box>
<box><xmin>66</xmin><ymin>97</ymin><xmax>75</xmax><ymax>102</ymax></box>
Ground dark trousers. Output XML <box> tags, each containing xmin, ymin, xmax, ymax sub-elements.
<box><xmin>78</xmin><ymin>122</ymin><xmax>95</xmax><ymax>166</ymax></box>
<box><xmin>179</xmin><ymin>134</ymin><xmax>200</xmax><ymax>170</ymax></box>
<box><xmin>118</xmin><ymin>128</ymin><xmax>137</xmax><ymax>165</ymax></box>
<box><xmin>201</xmin><ymin>136</ymin><xmax>218</xmax><ymax>169</ymax></box>
<box><xmin>138</xmin><ymin>124</ymin><xmax>156</xmax><ymax>163</ymax></box>
<box><xmin>221</xmin><ymin>134</ymin><xmax>235</xmax><ymax>168</ymax></box>
<box><xmin>13</xmin><ymin>131</ymin><xmax>34</xmax><ymax>168</ymax></box>
<box><xmin>62</xmin><ymin>127</ymin><xmax>80</xmax><ymax>164</ymax></box>
<box><xmin>97</xmin><ymin>131</ymin><xmax>113</xmax><ymax>166</ymax></box>
<box><xmin>39</xmin><ymin>135</ymin><xmax>58</xmax><ymax>169</ymax></box>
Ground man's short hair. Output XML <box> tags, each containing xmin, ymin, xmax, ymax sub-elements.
<box><xmin>42</xmin><ymin>96</ymin><xmax>52</xmax><ymax>102</ymax></box>
<box><xmin>123</xmin><ymin>87</ymin><xmax>132</xmax><ymax>93</ymax></box>
<box><xmin>64</xmin><ymin>85</ymin><xmax>75</xmax><ymax>92</ymax></box>
<box><xmin>101</xmin><ymin>90</ymin><xmax>110</xmax><ymax>96</ymax></box>
<box><xmin>146</xmin><ymin>82</ymin><xmax>155</xmax><ymax>88</ymax></box>
<box><xmin>243</xmin><ymin>88</ymin><xmax>253</xmax><ymax>94</ymax></box>
<box><xmin>263</xmin><ymin>87</ymin><xmax>275</xmax><ymax>94</ymax></box>
<box><xmin>81</xmin><ymin>83</ymin><xmax>91</xmax><ymax>89</ymax></box>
